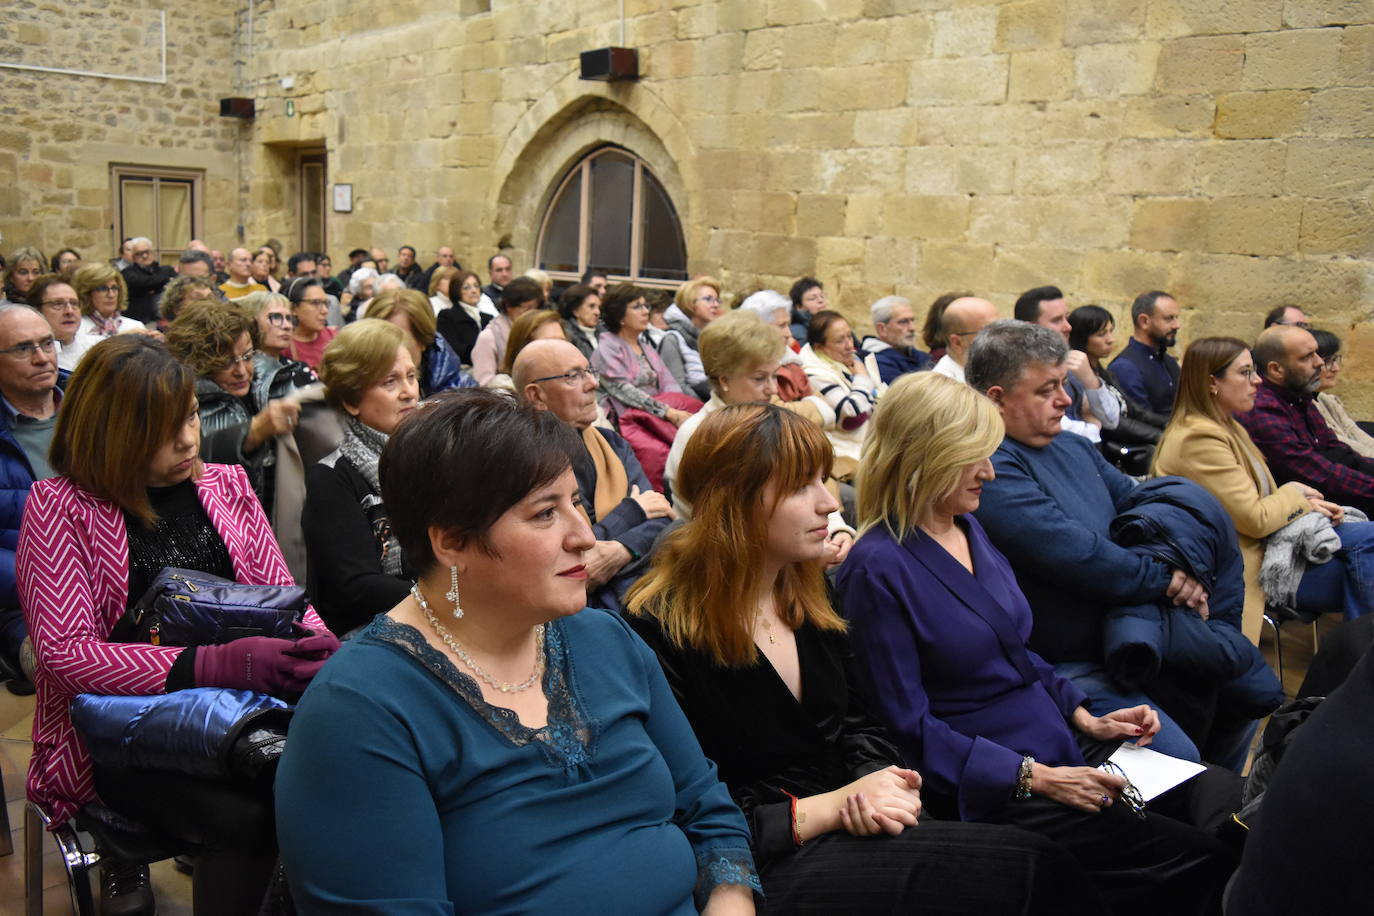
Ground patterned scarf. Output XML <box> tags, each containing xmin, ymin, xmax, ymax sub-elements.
<box><xmin>90</xmin><ymin>313</ymin><xmax>121</xmax><ymax>337</ymax></box>
<box><xmin>338</xmin><ymin>415</ymin><xmax>404</xmax><ymax>576</ymax></box>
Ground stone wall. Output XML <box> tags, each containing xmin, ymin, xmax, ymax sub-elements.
<box><xmin>5</xmin><ymin>1</ymin><xmax>1373</xmax><ymax>411</ymax></box>
<box><xmin>0</xmin><ymin>0</ymin><xmax>241</xmax><ymax>260</ymax></box>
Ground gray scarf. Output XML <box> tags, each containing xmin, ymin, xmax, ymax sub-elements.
<box><xmin>1260</xmin><ymin>506</ymin><xmax>1369</xmax><ymax>607</ymax></box>
<box><xmin>338</xmin><ymin>415</ymin><xmax>404</xmax><ymax>576</ymax></box>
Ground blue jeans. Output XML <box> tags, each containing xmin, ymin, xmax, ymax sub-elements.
<box><xmin>1295</xmin><ymin>520</ymin><xmax>1374</xmax><ymax>620</ymax></box>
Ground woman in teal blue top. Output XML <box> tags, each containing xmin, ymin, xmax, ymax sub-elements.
<box><xmin>275</xmin><ymin>390</ymin><xmax>758</xmax><ymax>915</ymax></box>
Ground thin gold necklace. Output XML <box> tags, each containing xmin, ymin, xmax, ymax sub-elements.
<box><xmin>411</xmin><ymin>584</ymin><xmax>545</xmax><ymax>693</ymax></box>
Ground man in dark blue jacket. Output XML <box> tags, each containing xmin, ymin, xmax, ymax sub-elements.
<box><xmin>1109</xmin><ymin>290</ymin><xmax>1181</xmax><ymax>417</ymax></box>
<box><xmin>859</xmin><ymin>295</ymin><xmax>931</xmax><ymax>385</ymax></box>
<box><xmin>966</xmin><ymin>320</ymin><xmax>1243</xmax><ymax>766</ymax></box>
<box><xmin>0</xmin><ymin>300</ymin><xmax>69</xmax><ymax>694</ymax></box>
<box><xmin>515</xmin><ymin>339</ymin><xmax>675</xmax><ymax>611</ymax></box>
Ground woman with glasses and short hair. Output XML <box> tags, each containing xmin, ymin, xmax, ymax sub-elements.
<box><xmin>166</xmin><ymin>301</ymin><xmax>306</xmax><ymax>520</ymax></box>
<box><xmin>303</xmin><ymin>320</ymin><xmax>420</xmax><ymax>635</ymax></box>
<box><xmin>836</xmin><ymin>372</ymin><xmax>1240</xmax><ymax>916</ymax></box>
<box><xmin>285</xmin><ymin>278</ymin><xmax>338</xmax><ymax>371</ymax></box>
<box><xmin>1153</xmin><ymin>337</ymin><xmax>1374</xmax><ymax>642</ymax></box>
<box><xmin>71</xmin><ymin>261</ymin><xmax>146</xmax><ymax>338</ymax></box>
<box><xmin>1309</xmin><ymin>328</ymin><xmax>1374</xmax><ymax>460</ymax></box>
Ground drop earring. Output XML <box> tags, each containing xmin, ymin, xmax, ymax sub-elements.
<box><xmin>445</xmin><ymin>566</ymin><xmax>463</xmax><ymax>619</ymax></box>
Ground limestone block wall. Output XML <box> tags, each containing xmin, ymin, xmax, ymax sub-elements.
<box><xmin>0</xmin><ymin>0</ymin><xmax>241</xmax><ymax>262</ymax></box>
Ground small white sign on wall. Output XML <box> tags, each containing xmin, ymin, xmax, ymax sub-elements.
<box><xmin>332</xmin><ymin>184</ymin><xmax>352</xmax><ymax>213</ymax></box>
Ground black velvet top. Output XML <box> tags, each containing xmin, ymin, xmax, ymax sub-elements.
<box><xmin>628</xmin><ymin>615</ymin><xmax>904</xmax><ymax>869</ymax></box>
<box><xmin>123</xmin><ymin>478</ymin><xmax>234</xmax><ymax>605</ymax></box>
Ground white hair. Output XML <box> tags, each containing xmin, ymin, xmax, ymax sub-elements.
<box><xmin>871</xmin><ymin>295</ymin><xmax>911</xmax><ymax>326</ymax></box>
<box><xmin>739</xmin><ymin>289</ymin><xmax>790</xmax><ymax>322</ymax></box>
<box><xmin>129</xmin><ymin>237</ymin><xmax>153</xmax><ymax>249</ymax></box>
<box><xmin>375</xmin><ymin>273</ymin><xmax>405</xmax><ymax>293</ymax></box>
<box><xmin>348</xmin><ymin>267</ymin><xmax>380</xmax><ymax>296</ymax></box>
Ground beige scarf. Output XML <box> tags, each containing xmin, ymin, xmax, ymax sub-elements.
<box><xmin>579</xmin><ymin>426</ymin><xmax>629</xmax><ymax>524</ymax></box>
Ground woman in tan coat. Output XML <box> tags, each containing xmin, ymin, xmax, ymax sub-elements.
<box><xmin>1154</xmin><ymin>337</ymin><xmax>1374</xmax><ymax>643</ymax></box>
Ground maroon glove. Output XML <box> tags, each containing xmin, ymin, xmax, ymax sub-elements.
<box><xmin>284</xmin><ymin>631</ymin><xmax>341</xmax><ymax>661</ymax></box>
<box><xmin>194</xmin><ymin>636</ymin><xmax>327</xmax><ymax>698</ymax></box>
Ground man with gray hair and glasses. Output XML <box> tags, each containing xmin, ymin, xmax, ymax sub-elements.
<box><xmin>965</xmin><ymin>320</ymin><xmax>1254</xmax><ymax>769</ymax></box>
<box><xmin>859</xmin><ymin>295</ymin><xmax>930</xmax><ymax>384</ymax></box>
<box><xmin>0</xmin><ymin>302</ymin><xmax>66</xmax><ymax>695</ymax></box>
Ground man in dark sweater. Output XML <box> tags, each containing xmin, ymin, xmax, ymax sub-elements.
<box><xmin>120</xmin><ymin>237</ymin><xmax>176</xmax><ymax>323</ymax></box>
<box><xmin>514</xmin><ymin>339</ymin><xmax>674</xmax><ymax>611</ymax></box>
<box><xmin>967</xmin><ymin>320</ymin><xmax>1222</xmax><ymax>765</ymax></box>
<box><xmin>1109</xmin><ymin>290</ymin><xmax>1181</xmax><ymax>417</ymax></box>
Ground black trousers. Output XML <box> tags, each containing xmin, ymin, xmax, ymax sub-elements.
<box><xmin>758</xmin><ymin>818</ymin><xmax>1099</xmax><ymax>915</ymax></box>
<box><xmin>93</xmin><ymin>764</ymin><xmax>277</xmax><ymax>916</ymax></box>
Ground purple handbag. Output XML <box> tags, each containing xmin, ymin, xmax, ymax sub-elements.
<box><xmin>125</xmin><ymin>567</ymin><xmax>306</xmax><ymax>646</ymax></box>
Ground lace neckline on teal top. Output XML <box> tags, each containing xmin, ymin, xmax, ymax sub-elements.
<box><xmin>371</xmin><ymin>614</ymin><xmax>596</xmax><ymax>769</ymax></box>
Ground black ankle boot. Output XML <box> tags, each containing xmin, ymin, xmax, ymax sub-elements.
<box><xmin>99</xmin><ymin>859</ymin><xmax>155</xmax><ymax>916</ymax></box>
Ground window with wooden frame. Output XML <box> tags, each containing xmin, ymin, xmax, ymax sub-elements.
<box><xmin>111</xmin><ymin>164</ymin><xmax>204</xmax><ymax>264</ymax></box>
<box><xmin>537</xmin><ymin>146</ymin><xmax>687</xmax><ymax>290</ymax></box>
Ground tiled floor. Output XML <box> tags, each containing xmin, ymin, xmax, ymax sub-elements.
<box><xmin>0</xmin><ymin>616</ymin><xmax>1338</xmax><ymax>914</ymax></box>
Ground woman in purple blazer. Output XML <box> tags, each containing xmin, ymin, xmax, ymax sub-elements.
<box><xmin>835</xmin><ymin>372</ymin><xmax>1237</xmax><ymax>916</ymax></box>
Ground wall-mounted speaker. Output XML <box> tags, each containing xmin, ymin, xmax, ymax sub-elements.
<box><xmin>219</xmin><ymin>97</ymin><xmax>256</xmax><ymax>119</ymax></box>
<box><xmin>580</xmin><ymin>47</ymin><xmax>639</xmax><ymax>82</ymax></box>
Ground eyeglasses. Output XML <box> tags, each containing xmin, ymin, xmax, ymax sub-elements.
<box><xmin>696</xmin><ymin>295</ymin><xmax>721</xmax><ymax>305</ymax></box>
<box><xmin>266</xmin><ymin>313</ymin><xmax>299</xmax><ymax>327</ymax></box>
<box><xmin>299</xmin><ymin>297</ymin><xmax>329</xmax><ymax>307</ymax></box>
<box><xmin>1324</xmin><ymin>356</ymin><xmax>1342</xmax><ymax>369</ymax></box>
<box><xmin>132</xmin><ymin>249</ymin><xmax>153</xmax><ymax>258</ymax></box>
<box><xmin>628</xmin><ymin>301</ymin><xmax>650</xmax><ymax>312</ymax></box>
<box><xmin>216</xmin><ymin>349</ymin><xmax>256</xmax><ymax>371</ymax></box>
<box><xmin>0</xmin><ymin>337</ymin><xmax>58</xmax><ymax>360</ymax></box>
<box><xmin>93</xmin><ymin>285</ymin><xmax>120</xmax><ymax>294</ymax></box>
<box><xmin>1099</xmin><ymin>761</ymin><xmax>1146</xmax><ymax>819</ymax></box>
<box><xmin>40</xmin><ymin>299</ymin><xmax>80</xmax><ymax>311</ymax></box>
<box><xmin>530</xmin><ymin>367</ymin><xmax>599</xmax><ymax>386</ymax></box>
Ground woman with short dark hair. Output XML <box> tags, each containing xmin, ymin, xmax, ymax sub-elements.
<box><xmin>592</xmin><ymin>283</ymin><xmax>693</xmax><ymax>426</ymax></box>
<box><xmin>18</xmin><ymin>334</ymin><xmax>336</xmax><ymax>915</ymax></box>
<box><xmin>284</xmin><ymin>277</ymin><xmax>338</xmax><ymax>370</ymax></box>
<box><xmin>277</xmin><ymin>389</ymin><xmax>760</xmax><ymax>914</ymax></box>
<box><xmin>1310</xmin><ymin>328</ymin><xmax>1374</xmax><ymax>460</ymax></box>
<box><xmin>797</xmin><ymin>310</ymin><xmax>879</xmax><ymax>479</ymax></box>
<box><xmin>1068</xmin><ymin>305</ymin><xmax>1167</xmax><ymax>469</ymax></box>
<box><xmin>470</xmin><ymin>276</ymin><xmax>543</xmax><ymax>385</ymax></box>
<box><xmin>558</xmin><ymin>282</ymin><xmax>601</xmax><ymax>361</ymax></box>
<box><xmin>435</xmin><ymin>269</ymin><xmax>492</xmax><ymax>367</ymax></box>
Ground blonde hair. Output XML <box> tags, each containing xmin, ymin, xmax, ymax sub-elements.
<box><xmin>367</xmin><ymin>287</ymin><xmax>436</xmax><ymax>350</ymax></box>
<box><xmin>626</xmin><ymin>404</ymin><xmax>844</xmax><ymax>667</ymax></box>
<box><xmin>1151</xmin><ymin>337</ymin><xmax>1252</xmax><ymax>475</ymax></box>
<box><xmin>699</xmin><ymin>310</ymin><xmax>783</xmax><ymax>394</ymax></box>
<box><xmin>428</xmin><ymin>265</ymin><xmax>460</xmax><ymax>297</ymax></box>
<box><xmin>500</xmin><ymin>308</ymin><xmax>565</xmax><ymax>375</ymax></box>
<box><xmin>318</xmin><ymin>319</ymin><xmax>408</xmax><ymax>410</ymax></box>
<box><xmin>71</xmin><ymin>262</ymin><xmax>128</xmax><ymax>317</ymax></box>
<box><xmin>674</xmin><ymin>275</ymin><xmax>722</xmax><ymax>319</ymax></box>
<box><xmin>856</xmin><ymin>372</ymin><xmax>1005</xmax><ymax>538</ymax></box>
<box><xmin>522</xmin><ymin>268</ymin><xmax>553</xmax><ymax>296</ymax></box>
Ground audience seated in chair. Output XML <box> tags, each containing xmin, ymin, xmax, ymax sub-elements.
<box><xmin>276</xmin><ymin>390</ymin><xmax>759</xmax><ymax>914</ymax></box>
<box><xmin>963</xmin><ymin>320</ymin><xmax>1259</xmax><ymax>769</ymax></box>
<box><xmin>18</xmin><ymin>335</ymin><xmax>336</xmax><ymax>916</ymax></box>
<box><xmin>514</xmin><ymin>339</ymin><xmax>675</xmax><ymax>611</ymax></box>
<box><xmin>1153</xmin><ymin>337</ymin><xmax>1374</xmax><ymax>641</ymax></box>
<box><xmin>629</xmin><ymin>403</ymin><xmax>1094</xmax><ymax>915</ymax></box>
<box><xmin>302</xmin><ymin>320</ymin><xmax>419</xmax><ymax>636</ymax></box>
<box><xmin>1238</xmin><ymin>324</ymin><xmax>1374</xmax><ymax>517</ymax></box>
<box><xmin>836</xmin><ymin>372</ymin><xmax>1241</xmax><ymax>916</ymax></box>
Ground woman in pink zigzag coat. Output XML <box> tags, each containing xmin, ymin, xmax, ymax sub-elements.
<box><xmin>18</xmin><ymin>334</ymin><xmax>338</xmax><ymax>916</ymax></box>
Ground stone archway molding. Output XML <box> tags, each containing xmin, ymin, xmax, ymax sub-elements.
<box><xmin>489</xmin><ymin>71</ymin><xmax>700</xmax><ymax>266</ymax></box>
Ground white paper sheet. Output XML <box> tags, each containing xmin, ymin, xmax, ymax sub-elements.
<box><xmin>1106</xmin><ymin>743</ymin><xmax>1207</xmax><ymax>802</ymax></box>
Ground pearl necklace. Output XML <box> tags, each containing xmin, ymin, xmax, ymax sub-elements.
<box><xmin>411</xmin><ymin>584</ymin><xmax>546</xmax><ymax>694</ymax></box>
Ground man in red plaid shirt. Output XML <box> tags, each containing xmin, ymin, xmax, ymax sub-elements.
<box><xmin>1238</xmin><ymin>324</ymin><xmax>1374</xmax><ymax>516</ymax></box>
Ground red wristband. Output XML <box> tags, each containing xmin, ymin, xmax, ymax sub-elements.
<box><xmin>780</xmin><ymin>789</ymin><xmax>804</xmax><ymax>846</ymax></box>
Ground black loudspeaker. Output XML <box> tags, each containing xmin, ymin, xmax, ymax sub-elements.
<box><xmin>580</xmin><ymin>47</ymin><xmax>639</xmax><ymax>82</ymax></box>
<box><xmin>219</xmin><ymin>97</ymin><xmax>256</xmax><ymax>119</ymax></box>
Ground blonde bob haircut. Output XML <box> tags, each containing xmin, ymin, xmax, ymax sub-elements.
<box><xmin>626</xmin><ymin>404</ymin><xmax>845</xmax><ymax>667</ymax></box>
<box><xmin>71</xmin><ymin>262</ymin><xmax>128</xmax><ymax>317</ymax></box>
<box><xmin>367</xmin><ymin>287</ymin><xmax>436</xmax><ymax>350</ymax></box>
<box><xmin>674</xmin><ymin>275</ymin><xmax>722</xmax><ymax>319</ymax></box>
<box><xmin>856</xmin><ymin>371</ymin><xmax>1004</xmax><ymax>539</ymax></box>
<box><xmin>699</xmin><ymin>310</ymin><xmax>785</xmax><ymax>395</ymax></box>
<box><xmin>318</xmin><ymin>319</ymin><xmax>409</xmax><ymax>410</ymax></box>
<box><xmin>428</xmin><ymin>265</ymin><xmax>460</xmax><ymax>298</ymax></box>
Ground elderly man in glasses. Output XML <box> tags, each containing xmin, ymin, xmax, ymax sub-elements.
<box><xmin>514</xmin><ymin>338</ymin><xmax>675</xmax><ymax>610</ymax></box>
<box><xmin>0</xmin><ymin>302</ymin><xmax>66</xmax><ymax>694</ymax></box>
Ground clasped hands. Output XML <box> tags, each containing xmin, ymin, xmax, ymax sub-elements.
<box><xmin>815</xmin><ymin>765</ymin><xmax>923</xmax><ymax>839</ymax></box>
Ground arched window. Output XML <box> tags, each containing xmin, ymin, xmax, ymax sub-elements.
<box><xmin>537</xmin><ymin>146</ymin><xmax>687</xmax><ymax>288</ymax></box>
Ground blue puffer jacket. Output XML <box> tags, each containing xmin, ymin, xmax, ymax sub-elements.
<box><xmin>1107</xmin><ymin>477</ymin><xmax>1284</xmax><ymax>717</ymax></box>
<box><xmin>422</xmin><ymin>335</ymin><xmax>478</xmax><ymax>397</ymax></box>
<box><xmin>0</xmin><ymin>371</ymin><xmax>68</xmax><ymax>607</ymax></box>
